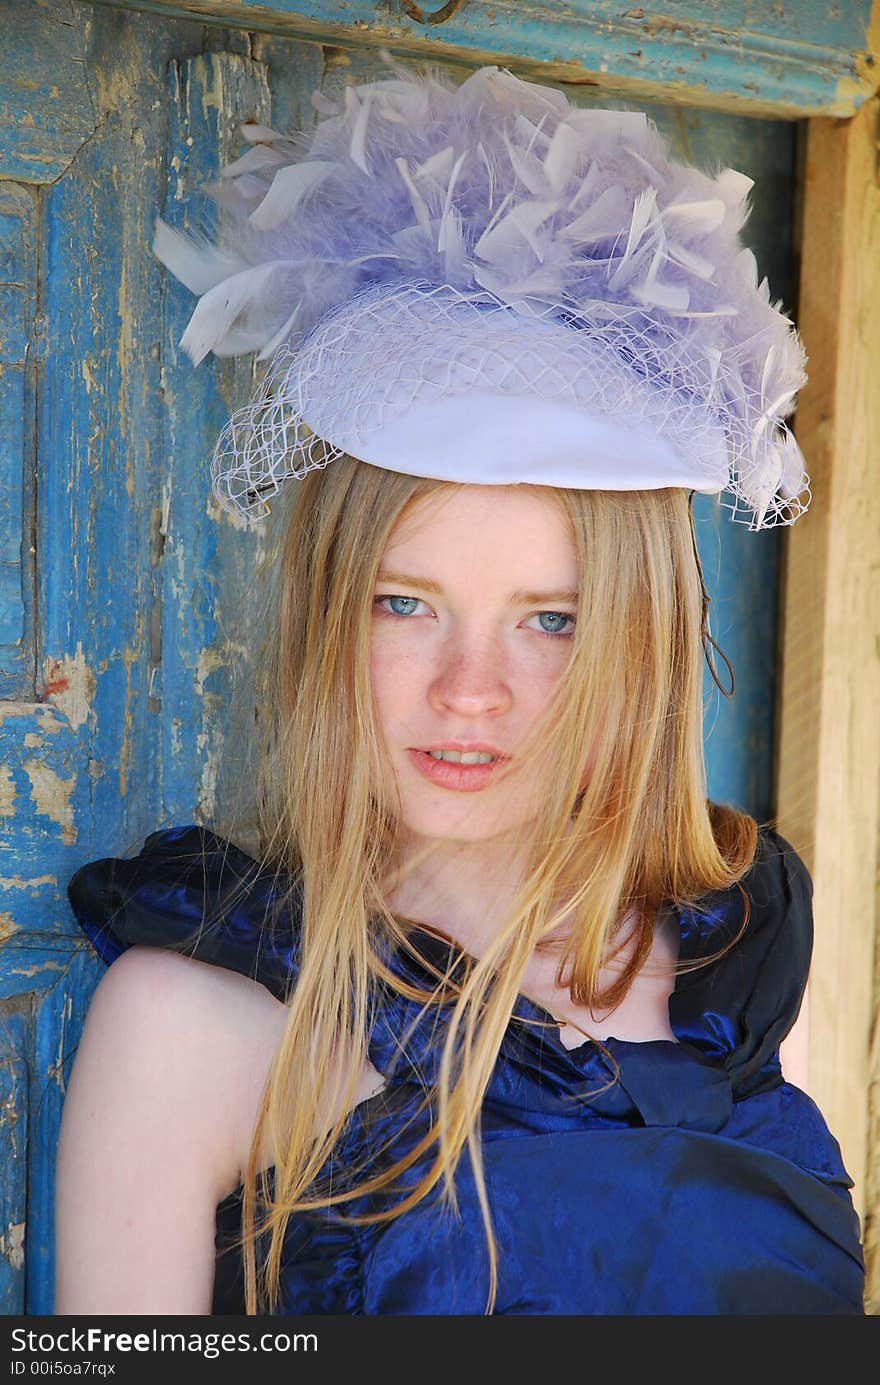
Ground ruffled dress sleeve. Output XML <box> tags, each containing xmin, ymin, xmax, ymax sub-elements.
<box><xmin>67</xmin><ymin>824</ymin><xmax>301</xmax><ymax>1000</ymax></box>
<box><xmin>670</xmin><ymin>821</ymin><xmax>814</xmax><ymax>1092</ymax></box>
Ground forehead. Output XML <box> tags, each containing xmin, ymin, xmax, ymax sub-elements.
<box><xmin>384</xmin><ymin>483</ymin><xmax>574</xmax><ymax>555</ymax></box>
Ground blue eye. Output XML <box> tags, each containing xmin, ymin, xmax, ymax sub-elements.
<box><xmin>529</xmin><ymin>611</ymin><xmax>576</xmax><ymax>636</ymax></box>
<box><xmin>374</xmin><ymin>595</ymin><xmax>424</xmax><ymax>617</ymax></box>
<box><xmin>374</xmin><ymin>596</ymin><xmax>575</xmax><ymax>636</ymax></box>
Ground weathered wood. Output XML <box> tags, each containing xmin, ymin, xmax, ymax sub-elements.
<box><xmin>0</xmin><ymin>0</ymin><xmax>98</xmax><ymax>183</ymax></box>
<box><xmin>157</xmin><ymin>51</ymin><xmax>274</xmax><ymax>832</ymax></box>
<box><xmin>0</xmin><ymin>1007</ymin><xmax>28</xmax><ymax>1314</ymax></box>
<box><xmin>27</xmin><ymin>950</ymin><xmax>103</xmax><ymax>1314</ymax></box>
<box><xmin>776</xmin><ymin>98</ymin><xmax>880</xmax><ymax>1298</ymax></box>
<box><xmin>0</xmin><ymin>182</ymin><xmax>38</xmax><ymax>697</ymax></box>
<box><xmin>90</xmin><ymin>0</ymin><xmax>880</xmax><ymax>118</ymax></box>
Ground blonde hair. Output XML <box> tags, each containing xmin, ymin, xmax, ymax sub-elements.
<box><xmin>236</xmin><ymin>455</ymin><xmax>758</xmax><ymax>1313</ymax></box>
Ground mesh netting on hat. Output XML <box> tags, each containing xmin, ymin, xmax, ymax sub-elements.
<box><xmin>210</xmin><ymin>280</ymin><xmax>810</xmax><ymax>528</ymax></box>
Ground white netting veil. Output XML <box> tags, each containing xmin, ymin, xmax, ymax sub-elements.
<box><xmin>210</xmin><ymin>279</ymin><xmax>809</xmax><ymax>527</ymax></box>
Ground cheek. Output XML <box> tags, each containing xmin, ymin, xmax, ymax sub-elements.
<box><xmin>369</xmin><ymin>636</ymin><xmax>422</xmax><ymax>724</ymax></box>
<box><xmin>520</xmin><ymin>642</ymin><xmax>573</xmax><ymax>682</ymax></box>
<box><xmin>507</xmin><ymin>640</ymin><xmax>575</xmax><ymax>711</ymax></box>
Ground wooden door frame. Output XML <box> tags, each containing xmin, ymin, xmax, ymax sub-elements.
<box><xmin>87</xmin><ymin>0</ymin><xmax>879</xmax><ymax>119</ymax></box>
<box><xmin>777</xmin><ymin>97</ymin><xmax>880</xmax><ymax>1292</ymax></box>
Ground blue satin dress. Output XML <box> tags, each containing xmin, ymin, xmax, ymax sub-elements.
<box><xmin>67</xmin><ymin>823</ymin><xmax>866</xmax><ymax>1315</ymax></box>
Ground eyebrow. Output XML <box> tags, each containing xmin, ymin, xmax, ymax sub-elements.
<box><xmin>375</xmin><ymin>569</ymin><xmax>579</xmax><ymax>606</ymax></box>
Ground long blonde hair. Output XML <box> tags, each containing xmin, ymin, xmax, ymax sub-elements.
<box><xmin>237</xmin><ymin>455</ymin><xmax>757</xmax><ymax>1313</ymax></box>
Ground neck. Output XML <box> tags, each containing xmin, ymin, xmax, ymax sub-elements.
<box><xmin>384</xmin><ymin>830</ymin><xmax>534</xmax><ymax>956</ymax></box>
<box><xmin>382</xmin><ymin>828</ymin><xmax>674</xmax><ymax>1043</ymax></box>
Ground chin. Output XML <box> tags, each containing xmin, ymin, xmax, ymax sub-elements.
<box><xmin>396</xmin><ymin>795</ymin><xmax>534</xmax><ymax>846</ymax></box>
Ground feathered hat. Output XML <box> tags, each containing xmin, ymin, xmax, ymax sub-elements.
<box><xmin>154</xmin><ymin>59</ymin><xmax>809</xmax><ymax>531</ymax></box>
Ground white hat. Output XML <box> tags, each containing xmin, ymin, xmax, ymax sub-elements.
<box><xmin>154</xmin><ymin>60</ymin><xmax>809</xmax><ymax>532</ymax></box>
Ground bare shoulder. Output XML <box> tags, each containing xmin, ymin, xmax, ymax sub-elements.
<box><xmin>54</xmin><ymin>945</ymin><xmax>286</xmax><ymax>1312</ymax></box>
<box><xmin>92</xmin><ymin>946</ymin><xmax>291</xmax><ymax>1189</ymax></box>
<box><xmin>70</xmin><ymin>946</ymin><xmax>385</xmax><ymax>1193</ymax></box>
<box><xmin>55</xmin><ymin>946</ymin><xmax>384</xmax><ymax>1312</ymax></box>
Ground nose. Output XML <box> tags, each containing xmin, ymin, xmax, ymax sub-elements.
<box><xmin>428</xmin><ymin>634</ymin><xmax>513</xmax><ymax>719</ymax></box>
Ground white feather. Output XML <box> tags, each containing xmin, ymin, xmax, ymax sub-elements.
<box><xmin>474</xmin><ymin>187</ymin><xmax>514</xmax><ymax>248</ymax></box>
<box><xmin>716</xmin><ymin>167</ymin><xmax>754</xmax><ymax>206</ymax></box>
<box><xmin>542</xmin><ymin>120</ymin><xmax>583</xmax><ymax>194</ymax></box>
<box><xmin>152</xmin><ymin>219</ymin><xmax>244</xmax><ymax>296</ymax></box>
<box><xmin>664</xmin><ymin>305</ymin><xmax>738</xmax><ymax>319</ymax></box>
<box><xmin>759</xmin><ymin>344</ymin><xmax>776</xmax><ymax>401</ymax></box>
<box><xmin>439</xmin><ymin>208</ymin><xmax>468</xmax><ymax>278</ymax></box>
<box><xmin>395</xmin><ymin>157</ymin><xmax>432</xmax><ymax>235</ymax></box>
<box><xmin>473</xmin><ymin>261</ymin><xmax>568</xmax><ymax>301</ymax></box>
<box><xmin>348</xmin><ymin>87</ymin><xmax>374</xmax><ymax>175</ymax></box>
<box><xmin>662</xmin><ymin>198</ymin><xmax>726</xmax><ymax>232</ymax></box>
<box><xmin>414</xmin><ymin>145</ymin><xmax>455</xmax><ymax>187</ymax></box>
<box><xmin>240</xmin><ymin>123</ymin><xmax>285</xmax><ymax>144</ymax></box>
<box><xmin>504</xmin><ymin>134</ymin><xmax>550</xmax><ymax>197</ymax></box>
<box><xmin>311</xmin><ymin>91</ymin><xmax>339</xmax><ymax>116</ymax></box>
<box><xmin>560</xmin><ymin>185</ymin><xmax>630</xmax><ymax>243</ymax></box>
<box><xmin>609</xmin><ymin>187</ymin><xmax>658</xmax><ymax>288</ymax></box>
<box><xmin>248</xmin><ymin>162</ymin><xmax>333</xmax><ymax>231</ymax></box>
<box><xmin>777</xmin><ymin>431</ymin><xmax>807</xmax><ymax>501</ymax></box>
<box><xmin>514</xmin><ymin>112</ymin><xmax>551</xmax><ymax>153</ymax></box>
<box><xmin>624</xmin><ymin>145</ymin><xmax>664</xmax><ymax>185</ymax></box>
<box><xmin>208</xmin><ymin>174</ymin><xmax>266</xmax><ymax>211</ymax></box>
<box><xmin>565</xmin><ymin>109</ymin><xmax>648</xmax><ymax>142</ymax></box>
<box><xmin>476</xmin><ymin>141</ymin><xmax>497</xmax><ymax>210</ymax></box>
<box><xmin>437</xmin><ymin>150</ymin><xmax>467</xmax><ymax>254</ymax></box>
<box><xmin>745</xmin><ymin>446</ymin><xmax>783</xmax><ymax>529</ymax></box>
<box><xmin>569</xmin><ymin>158</ymin><xmax>601</xmax><ymax>214</ymax></box>
<box><xmin>179</xmin><ymin>262</ymin><xmax>292</xmax><ymax>363</ymax></box>
<box><xmin>391</xmin><ymin>224</ymin><xmax>431</xmax><ymax>259</ymax></box>
<box><xmin>633</xmin><ymin>275</ymin><xmax>690</xmax><ymax>312</ymax></box>
<box><xmin>219</xmin><ymin>145</ymin><xmax>285</xmax><ymax>179</ymax></box>
<box><xmin>666</xmin><ymin>240</ymin><xmax>716</xmax><ymax>281</ymax></box>
<box><xmin>736</xmin><ymin>247</ymin><xmax>759</xmax><ymax>290</ymax></box>
<box><xmin>256</xmin><ymin>300</ymin><xmax>303</xmax><ymax>360</ymax></box>
<box><xmin>475</xmin><ymin>199</ymin><xmax>557</xmax><ymax>264</ymax></box>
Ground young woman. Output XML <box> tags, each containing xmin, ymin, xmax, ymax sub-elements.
<box><xmin>56</xmin><ymin>61</ymin><xmax>865</xmax><ymax>1315</ymax></box>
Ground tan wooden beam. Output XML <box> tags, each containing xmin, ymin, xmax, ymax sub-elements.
<box><xmin>777</xmin><ymin>96</ymin><xmax>880</xmax><ymax>1303</ymax></box>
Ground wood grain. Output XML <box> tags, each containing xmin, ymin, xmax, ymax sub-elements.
<box><xmin>777</xmin><ymin>97</ymin><xmax>880</xmax><ymax>1304</ymax></box>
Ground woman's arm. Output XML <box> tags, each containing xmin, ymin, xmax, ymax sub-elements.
<box><xmin>54</xmin><ymin>945</ymin><xmax>269</xmax><ymax>1314</ymax></box>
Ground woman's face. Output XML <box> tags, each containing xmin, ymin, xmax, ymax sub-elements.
<box><xmin>370</xmin><ymin>482</ymin><xmax>580</xmax><ymax>845</ymax></box>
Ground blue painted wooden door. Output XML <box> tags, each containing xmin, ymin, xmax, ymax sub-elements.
<box><xmin>0</xmin><ymin>0</ymin><xmax>797</xmax><ymax>1313</ymax></box>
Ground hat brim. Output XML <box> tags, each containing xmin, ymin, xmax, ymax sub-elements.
<box><xmin>309</xmin><ymin>389</ymin><xmax>728</xmax><ymax>493</ymax></box>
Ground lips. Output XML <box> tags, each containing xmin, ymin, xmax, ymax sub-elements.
<box><xmin>407</xmin><ymin>746</ymin><xmax>510</xmax><ymax>793</ymax></box>
<box><xmin>416</xmin><ymin>743</ymin><xmax>508</xmax><ymax>759</ymax></box>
